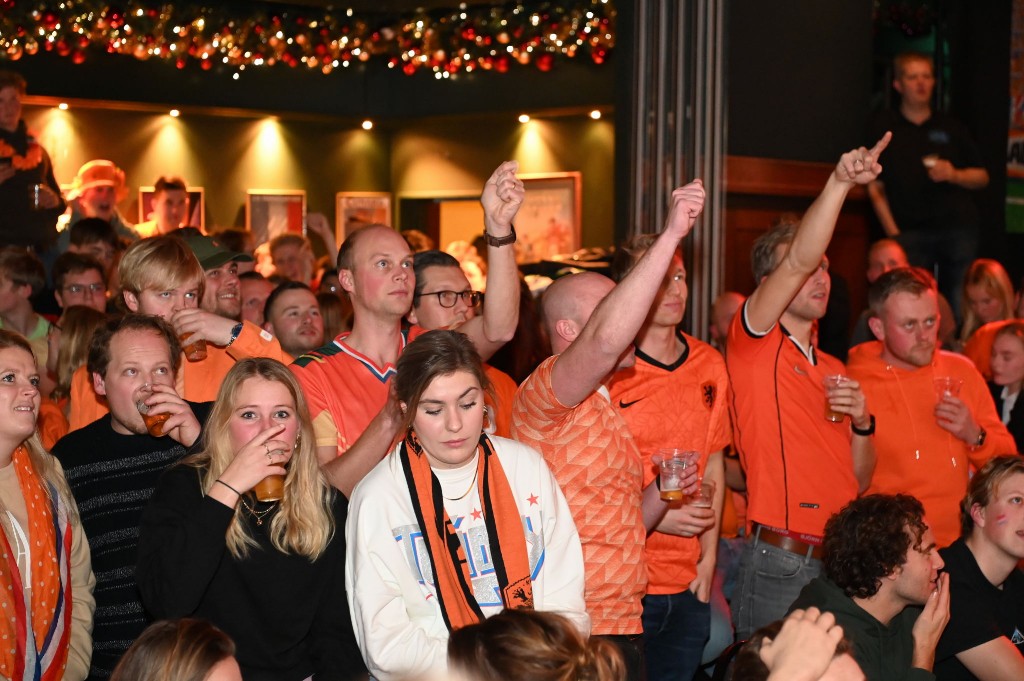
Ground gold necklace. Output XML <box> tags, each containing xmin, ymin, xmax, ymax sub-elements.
<box><xmin>240</xmin><ymin>496</ymin><xmax>277</xmax><ymax>526</ymax></box>
<box><xmin>442</xmin><ymin>467</ymin><xmax>479</xmax><ymax>502</ymax></box>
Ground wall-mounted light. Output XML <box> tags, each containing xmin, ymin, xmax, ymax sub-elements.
<box><xmin>361</xmin><ymin>119</ymin><xmax>373</xmax><ymax>130</ymax></box>
<box><xmin>518</xmin><ymin>114</ymin><xmax>530</xmax><ymax>123</ymax></box>
<box><xmin>169</xmin><ymin>109</ymin><xmax>180</xmax><ymax>117</ymax></box>
<box><xmin>57</xmin><ymin>102</ymin><xmax>69</xmax><ymax>111</ymax></box>
<box><xmin>589</xmin><ymin>109</ymin><xmax>601</xmax><ymax>120</ymax></box>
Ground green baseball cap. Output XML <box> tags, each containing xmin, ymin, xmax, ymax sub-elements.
<box><xmin>183</xmin><ymin>235</ymin><xmax>254</xmax><ymax>270</ymax></box>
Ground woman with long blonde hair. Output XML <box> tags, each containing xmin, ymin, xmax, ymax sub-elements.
<box><xmin>960</xmin><ymin>258</ymin><xmax>1016</xmax><ymax>345</ymax></box>
<box><xmin>0</xmin><ymin>329</ymin><xmax>94</xmax><ymax>680</ymax></box>
<box><xmin>137</xmin><ymin>357</ymin><xmax>364</xmax><ymax>680</ymax></box>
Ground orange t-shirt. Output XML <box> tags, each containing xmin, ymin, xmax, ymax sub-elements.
<box><xmin>609</xmin><ymin>332</ymin><xmax>731</xmax><ymax>594</ymax></box>
<box><xmin>511</xmin><ymin>355</ymin><xmax>645</xmax><ymax>636</ymax></box>
<box><xmin>847</xmin><ymin>341</ymin><xmax>1017</xmax><ymax>546</ymax></box>
<box><xmin>290</xmin><ymin>327</ymin><xmax>428</xmax><ymax>455</ymax></box>
<box><xmin>726</xmin><ymin>304</ymin><xmax>858</xmax><ymax>538</ymax></box>
<box><xmin>68</xmin><ymin>322</ymin><xmax>291</xmax><ymax>431</ymax></box>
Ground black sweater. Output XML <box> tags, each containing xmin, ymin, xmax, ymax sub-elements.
<box><xmin>137</xmin><ymin>463</ymin><xmax>366</xmax><ymax>681</ymax></box>
<box><xmin>53</xmin><ymin>403</ymin><xmax>211</xmax><ymax>680</ymax></box>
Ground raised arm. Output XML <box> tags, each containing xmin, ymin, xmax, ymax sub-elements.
<box><xmin>458</xmin><ymin>161</ymin><xmax>523</xmax><ymax>360</ymax></box>
<box><xmin>746</xmin><ymin>133</ymin><xmax>892</xmax><ymax>333</ymax></box>
<box><xmin>550</xmin><ymin>181</ymin><xmax>705</xmax><ymax>407</ymax></box>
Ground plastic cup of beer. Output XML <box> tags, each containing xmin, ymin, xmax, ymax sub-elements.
<box><xmin>687</xmin><ymin>479</ymin><xmax>716</xmax><ymax>508</ymax></box>
<box><xmin>254</xmin><ymin>474</ymin><xmax>284</xmax><ymax>502</ymax></box>
<box><xmin>934</xmin><ymin>376</ymin><xmax>963</xmax><ymax>402</ymax></box>
<box><xmin>654</xmin><ymin>449</ymin><xmax>696</xmax><ymax>502</ymax></box>
<box><xmin>180</xmin><ymin>332</ymin><xmax>207</xmax><ymax>362</ymax></box>
<box><xmin>822</xmin><ymin>375</ymin><xmax>847</xmax><ymax>422</ymax></box>
<box><xmin>135</xmin><ymin>392</ymin><xmax>169</xmax><ymax>437</ymax></box>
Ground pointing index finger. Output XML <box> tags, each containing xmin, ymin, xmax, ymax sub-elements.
<box><xmin>869</xmin><ymin>131</ymin><xmax>892</xmax><ymax>159</ymax></box>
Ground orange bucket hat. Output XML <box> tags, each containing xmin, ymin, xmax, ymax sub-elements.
<box><xmin>67</xmin><ymin>159</ymin><xmax>128</xmax><ymax>201</ymax></box>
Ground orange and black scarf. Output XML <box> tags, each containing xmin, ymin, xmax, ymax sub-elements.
<box><xmin>400</xmin><ymin>430</ymin><xmax>533</xmax><ymax>632</ymax></box>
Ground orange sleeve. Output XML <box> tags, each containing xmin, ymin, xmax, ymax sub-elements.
<box><xmin>68</xmin><ymin>365</ymin><xmax>109</xmax><ymax>432</ymax></box>
<box><xmin>38</xmin><ymin>398</ymin><xmax>69</xmax><ymax>450</ymax></box>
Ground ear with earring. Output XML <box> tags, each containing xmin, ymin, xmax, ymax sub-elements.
<box><xmin>482</xmin><ymin>406</ymin><xmax>495</xmax><ymax>435</ymax></box>
<box><xmin>294</xmin><ymin>433</ymin><xmax>301</xmax><ymax>450</ymax></box>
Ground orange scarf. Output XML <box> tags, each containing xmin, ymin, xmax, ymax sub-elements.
<box><xmin>400</xmin><ymin>431</ymin><xmax>533</xmax><ymax>632</ymax></box>
<box><xmin>0</xmin><ymin>446</ymin><xmax>73</xmax><ymax>681</ymax></box>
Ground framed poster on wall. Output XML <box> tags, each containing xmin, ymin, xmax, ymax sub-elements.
<box><xmin>137</xmin><ymin>186</ymin><xmax>205</xmax><ymax>231</ymax></box>
<box><xmin>246</xmin><ymin>190</ymin><xmax>306</xmax><ymax>245</ymax></box>
<box><xmin>336</xmin><ymin>192</ymin><xmax>392</xmax><ymax>242</ymax></box>
<box><xmin>516</xmin><ymin>172</ymin><xmax>582</xmax><ymax>263</ymax></box>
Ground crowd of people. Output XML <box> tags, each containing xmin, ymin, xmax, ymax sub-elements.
<box><xmin>0</xmin><ymin>49</ymin><xmax>1022</xmax><ymax>681</ymax></box>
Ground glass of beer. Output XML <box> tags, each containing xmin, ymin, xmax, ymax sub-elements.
<box><xmin>254</xmin><ymin>461</ymin><xmax>285</xmax><ymax>502</ymax></box>
<box><xmin>180</xmin><ymin>332</ymin><xmax>207</xmax><ymax>362</ymax></box>
<box><xmin>654</xmin><ymin>449</ymin><xmax>696</xmax><ymax>502</ymax></box>
<box><xmin>822</xmin><ymin>374</ymin><xmax>846</xmax><ymax>423</ymax></box>
<box><xmin>135</xmin><ymin>388</ymin><xmax>169</xmax><ymax>437</ymax></box>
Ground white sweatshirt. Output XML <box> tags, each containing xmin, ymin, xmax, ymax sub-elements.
<box><xmin>345</xmin><ymin>435</ymin><xmax>589</xmax><ymax>681</ymax></box>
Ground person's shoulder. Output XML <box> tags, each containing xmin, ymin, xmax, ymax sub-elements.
<box><xmin>491</xmin><ymin>435</ymin><xmax>545</xmax><ymax>464</ymax></box>
<box><xmin>684</xmin><ymin>333</ymin><xmax>726</xmax><ymax>366</ymax></box>
<box><xmin>938</xmin><ymin>350</ymin><xmax>985</xmax><ymax>378</ymax></box>
<box><xmin>291</xmin><ymin>336</ymin><xmax>345</xmax><ymax>369</ymax></box>
<box><xmin>51</xmin><ymin>416</ymin><xmax>112</xmax><ymax>460</ymax></box>
<box><xmin>349</xmin><ymin>446</ymin><xmax>404</xmax><ymax>504</ymax></box>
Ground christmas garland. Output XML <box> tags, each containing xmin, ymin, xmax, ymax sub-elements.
<box><xmin>0</xmin><ymin>0</ymin><xmax>616</xmax><ymax>77</ymax></box>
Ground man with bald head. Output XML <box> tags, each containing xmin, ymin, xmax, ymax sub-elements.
<box><xmin>292</xmin><ymin>162</ymin><xmax>523</xmax><ymax>496</ymax></box>
<box><xmin>511</xmin><ymin>180</ymin><xmax>706</xmax><ymax>680</ymax></box>
<box><xmin>849</xmin><ymin>239</ymin><xmax>956</xmax><ymax>348</ymax></box>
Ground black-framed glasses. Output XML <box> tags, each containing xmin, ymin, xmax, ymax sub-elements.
<box><xmin>419</xmin><ymin>289</ymin><xmax>482</xmax><ymax>308</ymax></box>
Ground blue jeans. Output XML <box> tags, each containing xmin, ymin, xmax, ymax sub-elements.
<box><xmin>642</xmin><ymin>590</ymin><xmax>709</xmax><ymax>681</ymax></box>
<box><xmin>731</xmin><ymin>535</ymin><xmax>821</xmax><ymax>641</ymax></box>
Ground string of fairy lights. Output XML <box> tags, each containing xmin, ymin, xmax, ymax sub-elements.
<box><xmin>0</xmin><ymin>0</ymin><xmax>616</xmax><ymax>79</ymax></box>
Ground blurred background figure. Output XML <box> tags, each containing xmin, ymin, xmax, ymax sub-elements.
<box><xmin>959</xmin><ymin>258</ymin><xmax>1016</xmax><ymax>347</ymax></box>
<box><xmin>448</xmin><ymin>609</ymin><xmax>625</xmax><ymax>681</ymax></box>
<box><xmin>58</xmin><ymin>159</ymin><xmax>137</xmax><ymax>248</ymax></box>
<box><xmin>988</xmin><ymin>321</ymin><xmax>1024</xmax><ymax>452</ymax></box>
<box><xmin>0</xmin><ymin>69</ymin><xmax>65</xmax><ymax>275</ymax></box>
<box><xmin>135</xmin><ymin>176</ymin><xmax>191</xmax><ymax>238</ymax></box>
<box><xmin>109</xmin><ymin>618</ymin><xmax>241</xmax><ymax>681</ymax></box>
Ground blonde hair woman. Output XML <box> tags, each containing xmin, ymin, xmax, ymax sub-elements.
<box><xmin>0</xmin><ymin>330</ymin><xmax>94</xmax><ymax>680</ymax></box>
<box><xmin>137</xmin><ymin>358</ymin><xmax>364</xmax><ymax>680</ymax></box>
<box><xmin>960</xmin><ymin>258</ymin><xmax>1016</xmax><ymax>345</ymax></box>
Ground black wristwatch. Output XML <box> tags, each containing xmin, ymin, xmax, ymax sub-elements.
<box><xmin>851</xmin><ymin>414</ymin><xmax>876</xmax><ymax>437</ymax></box>
<box><xmin>971</xmin><ymin>427</ymin><xmax>987</xmax><ymax>450</ymax></box>
<box><xmin>484</xmin><ymin>224</ymin><xmax>517</xmax><ymax>248</ymax></box>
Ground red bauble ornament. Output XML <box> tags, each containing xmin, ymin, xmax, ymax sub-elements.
<box><xmin>536</xmin><ymin>53</ymin><xmax>553</xmax><ymax>72</ymax></box>
<box><xmin>201</xmin><ymin>57</ymin><xmax>213</xmax><ymax>70</ymax></box>
<box><xmin>176</xmin><ymin>57</ymin><xmax>187</xmax><ymax>69</ymax></box>
<box><xmin>402</xmin><ymin>61</ymin><xmax>416</xmax><ymax>76</ymax></box>
<box><xmin>71</xmin><ymin>50</ymin><xmax>86</xmax><ymax>64</ymax></box>
<box><xmin>591</xmin><ymin>48</ymin><xmax>606</xmax><ymax>64</ymax></box>
<box><xmin>495</xmin><ymin>55</ymin><xmax>509</xmax><ymax>73</ymax></box>
<box><xmin>56</xmin><ymin>39</ymin><xmax>71</xmax><ymax>56</ymax></box>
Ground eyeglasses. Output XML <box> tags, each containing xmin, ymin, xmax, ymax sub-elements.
<box><xmin>419</xmin><ymin>289</ymin><xmax>482</xmax><ymax>308</ymax></box>
<box><xmin>64</xmin><ymin>283</ymin><xmax>105</xmax><ymax>295</ymax></box>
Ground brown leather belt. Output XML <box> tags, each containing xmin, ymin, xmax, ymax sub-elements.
<box><xmin>752</xmin><ymin>523</ymin><xmax>823</xmax><ymax>561</ymax></box>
